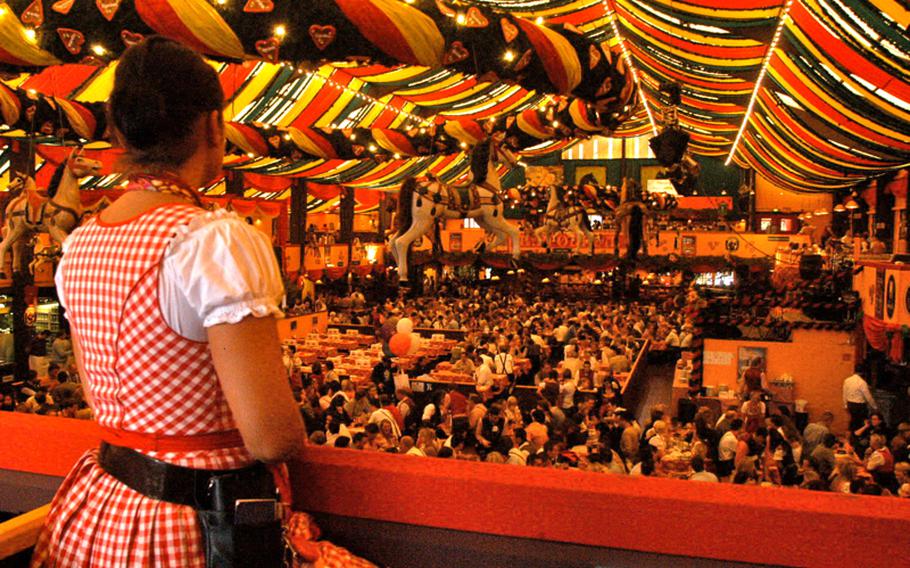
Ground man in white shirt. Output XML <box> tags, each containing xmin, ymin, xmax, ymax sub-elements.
<box><xmin>474</xmin><ymin>355</ymin><xmax>495</xmax><ymax>399</ymax></box>
<box><xmin>562</xmin><ymin>345</ymin><xmax>582</xmax><ymax>379</ymax></box>
<box><xmin>717</xmin><ymin>418</ymin><xmax>743</xmax><ymax>480</ymax></box>
<box><xmin>493</xmin><ymin>348</ymin><xmax>515</xmax><ymax>377</ymax></box>
<box><xmin>558</xmin><ymin>370</ymin><xmax>577</xmax><ymax>412</ymax></box>
<box><xmin>843</xmin><ymin>368</ymin><xmax>877</xmax><ymax>431</ymax></box>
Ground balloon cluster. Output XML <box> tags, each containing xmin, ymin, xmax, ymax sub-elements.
<box><xmin>384</xmin><ymin>317</ymin><xmax>422</xmax><ymax>358</ymax></box>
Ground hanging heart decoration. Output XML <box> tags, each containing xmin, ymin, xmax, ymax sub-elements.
<box><xmin>21</xmin><ymin>0</ymin><xmax>44</xmax><ymax>27</ymax></box>
<box><xmin>500</xmin><ymin>18</ymin><xmax>518</xmax><ymax>43</ymax></box>
<box><xmin>601</xmin><ymin>43</ymin><xmax>613</xmax><ymax>65</ymax></box>
<box><xmin>268</xmin><ymin>135</ymin><xmax>281</xmax><ymax>149</ymax></box>
<box><xmin>95</xmin><ymin>0</ymin><xmax>121</xmax><ymax>22</ymax></box>
<box><xmin>57</xmin><ymin>28</ymin><xmax>85</xmax><ymax>55</ymax></box>
<box><xmin>308</xmin><ymin>25</ymin><xmax>336</xmax><ymax>51</ymax></box>
<box><xmin>465</xmin><ymin>7</ymin><xmax>488</xmax><ymax>27</ymax></box>
<box><xmin>255</xmin><ymin>38</ymin><xmax>280</xmax><ymax>63</ymax></box>
<box><xmin>242</xmin><ymin>0</ymin><xmax>273</xmax><ymax>13</ymax></box>
<box><xmin>51</xmin><ymin>0</ymin><xmax>74</xmax><ymax>15</ymax></box>
<box><xmin>513</xmin><ymin>49</ymin><xmax>532</xmax><ymax>72</ymax></box>
<box><xmin>352</xmin><ymin>144</ymin><xmax>365</xmax><ymax>157</ymax></box>
<box><xmin>442</xmin><ymin>41</ymin><xmax>469</xmax><ymax>65</ymax></box>
<box><xmin>588</xmin><ymin>45</ymin><xmax>601</xmax><ymax>70</ymax></box>
<box><xmin>120</xmin><ymin>30</ymin><xmax>144</xmax><ymax>48</ymax></box>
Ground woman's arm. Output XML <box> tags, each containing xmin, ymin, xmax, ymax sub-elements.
<box><xmin>208</xmin><ymin>316</ymin><xmax>306</xmax><ymax>462</ymax></box>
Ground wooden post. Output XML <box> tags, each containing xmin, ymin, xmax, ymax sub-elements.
<box><xmin>339</xmin><ymin>186</ymin><xmax>355</xmax><ymax>244</ymax></box>
<box><xmin>224</xmin><ymin>170</ymin><xmax>244</xmax><ymax>196</ymax></box>
<box><xmin>289</xmin><ymin>179</ymin><xmax>307</xmax><ymax>245</ymax></box>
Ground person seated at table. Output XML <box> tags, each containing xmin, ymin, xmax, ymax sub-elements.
<box><xmin>452</xmin><ymin>348</ymin><xmax>476</xmax><ymax>374</ymax></box>
<box><xmin>810</xmin><ymin>433</ymin><xmax>838</xmax><ymax>475</ymax></box>
<box><xmin>525</xmin><ymin>409</ymin><xmax>550</xmax><ymax>450</ymax></box>
<box><xmin>865</xmin><ymin>433</ymin><xmax>897</xmax><ymax>492</ymax></box>
<box><xmin>346</xmin><ymin>386</ymin><xmax>375</xmax><ymax>425</ymax></box>
<box><xmin>689</xmin><ymin>455</ymin><xmax>718</xmax><ymax>482</ymax></box>
<box><xmin>324</xmin><ymin>360</ymin><xmax>339</xmax><ymax>383</ymax></box>
<box><xmin>732</xmin><ymin>456</ymin><xmax>759</xmax><ymax>485</ymax></box>
<box><xmin>326</xmin><ymin>393</ymin><xmax>353</xmax><ymax>426</ymax></box>
<box><xmin>578</xmin><ymin>360</ymin><xmax>595</xmax><ymax>390</ymax></box>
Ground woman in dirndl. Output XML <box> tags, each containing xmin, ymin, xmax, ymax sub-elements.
<box><xmin>31</xmin><ymin>37</ymin><xmax>307</xmax><ymax>566</ymax></box>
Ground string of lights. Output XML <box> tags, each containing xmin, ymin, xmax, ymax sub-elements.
<box><xmin>601</xmin><ymin>0</ymin><xmax>658</xmax><ymax>137</ymax></box>
<box><xmin>724</xmin><ymin>0</ymin><xmax>794</xmax><ymax>166</ymax></box>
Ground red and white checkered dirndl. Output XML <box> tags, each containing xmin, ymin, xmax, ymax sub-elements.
<box><xmin>32</xmin><ymin>203</ymin><xmax>254</xmax><ymax>567</ymax></box>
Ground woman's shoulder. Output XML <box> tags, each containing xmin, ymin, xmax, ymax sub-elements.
<box><xmin>167</xmin><ymin>208</ymin><xmax>270</xmax><ymax>254</ymax></box>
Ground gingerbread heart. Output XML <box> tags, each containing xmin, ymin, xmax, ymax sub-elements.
<box><xmin>589</xmin><ymin>44</ymin><xmax>601</xmax><ymax>70</ymax></box>
<box><xmin>601</xmin><ymin>43</ymin><xmax>613</xmax><ymax>65</ymax></box>
<box><xmin>120</xmin><ymin>30</ymin><xmax>144</xmax><ymax>48</ymax></box>
<box><xmin>465</xmin><ymin>6</ymin><xmax>488</xmax><ymax>27</ymax></box>
<box><xmin>268</xmin><ymin>135</ymin><xmax>281</xmax><ymax>148</ymax></box>
<box><xmin>96</xmin><ymin>0</ymin><xmax>121</xmax><ymax>22</ymax></box>
<box><xmin>243</xmin><ymin>0</ymin><xmax>273</xmax><ymax>13</ymax></box>
<box><xmin>21</xmin><ymin>0</ymin><xmax>44</xmax><ymax>27</ymax></box>
<box><xmin>500</xmin><ymin>18</ymin><xmax>518</xmax><ymax>43</ymax></box>
<box><xmin>513</xmin><ymin>49</ymin><xmax>532</xmax><ymax>71</ymax></box>
<box><xmin>308</xmin><ymin>25</ymin><xmax>336</xmax><ymax>51</ymax></box>
<box><xmin>51</xmin><ymin>0</ymin><xmax>74</xmax><ymax>15</ymax></box>
<box><xmin>442</xmin><ymin>41</ymin><xmax>469</xmax><ymax>65</ymax></box>
<box><xmin>351</xmin><ymin>144</ymin><xmax>365</xmax><ymax>157</ymax></box>
<box><xmin>435</xmin><ymin>0</ymin><xmax>455</xmax><ymax>17</ymax></box>
<box><xmin>57</xmin><ymin>28</ymin><xmax>85</xmax><ymax>55</ymax></box>
<box><xmin>255</xmin><ymin>38</ymin><xmax>280</xmax><ymax>63</ymax></box>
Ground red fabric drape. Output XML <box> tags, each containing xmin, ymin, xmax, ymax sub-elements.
<box><xmin>245</xmin><ymin>172</ymin><xmax>293</xmax><ymax>193</ymax></box>
<box><xmin>22</xmin><ymin>65</ymin><xmax>98</xmax><ymax>97</ymax></box>
<box><xmin>307</xmin><ymin>183</ymin><xmax>342</xmax><ymax>201</ymax></box>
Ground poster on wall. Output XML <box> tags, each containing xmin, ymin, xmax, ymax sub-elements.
<box><xmin>737</xmin><ymin>347</ymin><xmax>767</xmax><ymax>379</ymax></box>
<box><xmin>875</xmin><ymin>268</ymin><xmax>885</xmax><ymax>320</ymax></box>
<box><xmin>450</xmin><ymin>233</ymin><xmax>462</xmax><ymax>252</ymax></box>
<box><xmin>525</xmin><ymin>165</ymin><xmax>564</xmax><ymax>187</ymax></box>
<box><xmin>681</xmin><ymin>235</ymin><xmax>697</xmax><ymax>257</ymax></box>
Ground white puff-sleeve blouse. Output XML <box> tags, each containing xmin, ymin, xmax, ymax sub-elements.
<box><xmin>57</xmin><ymin>210</ymin><xmax>285</xmax><ymax>343</ymax></box>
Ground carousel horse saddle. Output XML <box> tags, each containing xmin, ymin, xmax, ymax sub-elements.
<box><xmin>24</xmin><ymin>188</ymin><xmax>48</xmax><ymax>225</ymax></box>
<box><xmin>446</xmin><ymin>184</ymin><xmax>479</xmax><ymax>212</ymax></box>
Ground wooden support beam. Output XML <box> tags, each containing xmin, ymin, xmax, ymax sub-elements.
<box><xmin>289</xmin><ymin>179</ymin><xmax>307</xmax><ymax>245</ymax></box>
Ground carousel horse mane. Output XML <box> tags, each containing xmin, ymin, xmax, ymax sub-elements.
<box><xmin>46</xmin><ymin>160</ymin><xmax>69</xmax><ymax>199</ymax></box>
<box><xmin>469</xmin><ymin>138</ymin><xmax>492</xmax><ymax>186</ymax></box>
<box><xmin>396</xmin><ymin>177</ymin><xmax>418</xmax><ymax>238</ymax></box>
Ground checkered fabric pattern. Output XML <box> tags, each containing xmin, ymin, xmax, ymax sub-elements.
<box><xmin>33</xmin><ymin>204</ymin><xmax>253</xmax><ymax>567</ymax></box>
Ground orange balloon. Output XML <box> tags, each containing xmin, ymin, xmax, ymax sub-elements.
<box><xmin>389</xmin><ymin>332</ymin><xmax>412</xmax><ymax>357</ymax></box>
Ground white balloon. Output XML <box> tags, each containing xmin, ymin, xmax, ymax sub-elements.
<box><xmin>397</xmin><ymin>317</ymin><xmax>414</xmax><ymax>334</ymax></box>
<box><xmin>406</xmin><ymin>333</ymin><xmax>421</xmax><ymax>355</ymax></box>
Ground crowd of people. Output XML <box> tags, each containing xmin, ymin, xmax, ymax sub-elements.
<box><xmin>5</xmin><ymin>283</ymin><xmax>909</xmax><ymax>500</ymax></box>
<box><xmin>0</xmin><ymin>329</ymin><xmax>92</xmax><ymax>419</ymax></box>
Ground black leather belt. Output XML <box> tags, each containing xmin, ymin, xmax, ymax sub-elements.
<box><xmin>97</xmin><ymin>441</ymin><xmax>273</xmax><ymax>510</ymax></box>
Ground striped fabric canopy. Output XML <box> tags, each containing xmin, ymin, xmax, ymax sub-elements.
<box><xmin>0</xmin><ymin>0</ymin><xmax>904</xmax><ymax>194</ymax></box>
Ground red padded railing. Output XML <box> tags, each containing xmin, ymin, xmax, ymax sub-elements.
<box><xmin>2</xmin><ymin>413</ymin><xmax>909</xmax><ymax>567</ymax></box>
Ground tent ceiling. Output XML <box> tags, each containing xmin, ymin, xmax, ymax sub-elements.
<box><xmin>0</xmin><ymin>0</ymin><xmax>903</xmax><ymax>194</ymax></box>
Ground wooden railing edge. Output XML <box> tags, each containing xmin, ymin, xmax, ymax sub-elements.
<box><xmin>0</xmin><ymin>504</ymin><xmax>49</xmax><ymax>560</ymax></box>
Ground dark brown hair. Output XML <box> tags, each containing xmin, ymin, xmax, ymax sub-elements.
<box><xmin>109</xmin><ymin>36</ymin><xmax>223</xmax><ymax>167</ymax></box>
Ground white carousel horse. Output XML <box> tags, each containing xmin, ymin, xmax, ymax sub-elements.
<box><xmin>0</xmin><ymin>147</ymin><xmax>102</xmax><ymax>276</ymax></box>
<box><xmin>533</xmin><ymin>184</ymin><xmax>595</xmax><ymax>254</ymax></box>
<box><xmin>389</xmin><ymin>136</ymin><xmax>521</xmax><ymax>282</ymax></box>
